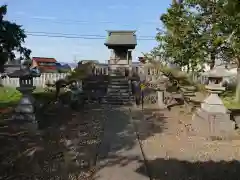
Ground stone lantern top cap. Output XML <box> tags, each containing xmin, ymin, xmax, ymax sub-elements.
<box><xmin>203</xmin><ymin>66</ymin><xmax>234</xmax><ymax>78</ymax></box>
<box><xmin>8</xmin><ymin>68</ymin><xmax>41</xmax><ymax>78</ymax></box>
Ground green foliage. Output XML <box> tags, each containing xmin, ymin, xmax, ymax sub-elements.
<box><xmin>0</xmin><ymin>5</ymin><xmax>31</xmax><ymax>72</ymax></box>
<box><xmin>147</xmin><ymin>60</ymin><xmax>195</xmax><ymax>90</ymax></box>
<box><xmin>66</xmin><ymin>62</ymin><xmax>94</xmax><ymax>81</ymax></box>
<box><xmin>22</xmin><ymin>59</ymin><xmax>32</xmax><ymax>67</ymax></box>
<box><xmin>155</xmin><ymin>2</ymin><xmax>205</xmax><ymax>71</ymax></box>
<box><xmin>221</xmin><ymin>90</ymin><xmax>240</xmax><ymax>109</ymax></box>
<box><xmin>153</xmin><ymin>0</ymin><xmax>240</xmax><ymax>72</ymax></box>
<box><xmin>219</xmin><ymin>0</ymin><xmax>240</xmax><ymax>64</ymax></box>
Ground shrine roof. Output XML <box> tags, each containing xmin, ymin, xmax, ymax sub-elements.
<box><xmin>104</xmin><ymin>30</ymin><xmax>137</xmax><ymax>47</ymax></box>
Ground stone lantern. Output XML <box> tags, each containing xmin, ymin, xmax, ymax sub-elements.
<box><xmin>192</xmin><ymin>67</ymin><xmax>235</xmax><ymax>137</ymax></box>
<box><xmin>8</xmin><ymin>67</ymin><xmax>41</xmax><ymax>127</ymax></box>
<box><xmin>202</xmin><ymin>66</ymin><xmax>234</xmax><ymax>85</ymax></box>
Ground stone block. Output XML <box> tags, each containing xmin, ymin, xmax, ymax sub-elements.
<box><xmin>157</xmin><ymin>91</ymin><xmax>166</xmax><ymax>109</ymax></box>
<box><xmin>192</xmin><ymin>108</ymin><xmax>235</xmax><ymax>137</ymax></box>
<box><xmin>201</xmin><ymin>93</ymin><xmax>227</xmax><ymax>113</ymax></box>
<box><xmin>15</xmin><ymin>104</ymin><xmax>34</xmax><ymax>113</ymax></box>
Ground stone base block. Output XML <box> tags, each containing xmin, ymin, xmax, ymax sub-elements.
<box><xmin>192</xmin><ymin>108</ymin><xmax>235</xmax><ymax>137</ymax></box>
<box><xmin>12</xmin><ymin>113</ymin><xmax>36</xmax><ymax>122</ymax></box>
<box><xmin>9</xmin><ymin>114</ymin><xmax>38</xmax><ymax>132</ymax></box>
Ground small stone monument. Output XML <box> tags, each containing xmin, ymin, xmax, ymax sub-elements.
<box><xmin>192</xmin><ymin>68</ymin><xmax>235</xmax><ymax>137</ymax></box>
<box><xmin>157</xmin><ymin>75</ymin><xmax>168</xmax><ymax>109</ymax></box>
<box><xmin>8</xmin><ymin>66</ymin><xmax>41</xmax><ymax>129</ymax></box>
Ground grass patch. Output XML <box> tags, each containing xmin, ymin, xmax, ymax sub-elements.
<box><xmin>0</xmin><ymin>87</ymin><xmax>21</xmax><ymax>109</ymax></box>
<box><xmin>221</xmin><ymin>90</ymin><xmax>240</xmax><ymax>109</ymax></box>
<box><xmin>0</xmin><ymin>87</ymin><xmax>55</xmax><ymax>109</ymax></box>
<box><xmin>222</xmin><ymin>97</ymin><xmax>240</xmax><ymax>109</ymax></box>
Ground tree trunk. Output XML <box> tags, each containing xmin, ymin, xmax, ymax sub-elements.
<box><xmin>209</xmin><ymin>52</ymin><xmax>215</xmax><ymax>70</ymax></box>
<box><xmin>187</xmin><ymin>64</ymin><xmax>190</xmax><ymax>73</ymax></box>
<box><xmin>236</xmin><ymin>59</ymin><xmax>240</xmax><ymax>102</ymax></box>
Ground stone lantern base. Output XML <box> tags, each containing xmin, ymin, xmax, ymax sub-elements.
<box><xmin>192</xmin><ymin>93</ymin><xmax>235</xmax><ymax>137</ymax></box>
<box><xmin>192</xmin><ymin>109</ymin><xmax>235</xmax><ymax>137</ymax></box>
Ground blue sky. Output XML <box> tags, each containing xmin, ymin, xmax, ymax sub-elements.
<box><xmin>1</xmin><ymin>0</ymin><xmax>172</xmax><ymax>63</ymax></box>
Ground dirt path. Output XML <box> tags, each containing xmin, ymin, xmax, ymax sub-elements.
<box><xmin>134</xmin><ymin>105</ymin><xmax>240</xmax><ymax>180</ymax></box>
<box><xmin>93</xmin><ymin>106</ymin><xmax>149</xmax><ymax>180</ymax></box>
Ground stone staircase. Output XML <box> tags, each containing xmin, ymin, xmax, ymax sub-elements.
<box><xmin>103</xmin><ymin>72</ymin><xmax>133</xmax><ymax>105</ymax></box>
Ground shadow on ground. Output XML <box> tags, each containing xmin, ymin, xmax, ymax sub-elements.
<box><xmin>93</xmin><ymin>106</ymin><xmax>167</xmax><ymax>174</ymax></box>
<box><xmin>0</xmin><ymin>101</ymin><xmax>105</xmax><ymax>179</ymax></box>
<box><xmin>0</xmin><ymin>87</ymin><xmax>168</xmax><ymax>179</ymax></box>
<box><xmin>135</xmin><ymin>108</ymin><xmax>167</xmax><ymax>140</ymax></box>
<box><xmin>136</xmin><ymin>158</ymin><xmax>240</xmax><ymax>180</ymax></box>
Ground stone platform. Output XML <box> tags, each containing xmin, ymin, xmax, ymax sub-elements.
<box><xmin>192</xmin><ymin>92</ymin><xmax>235</xmax><ymax>137</ymax></box>
<box><xmin>192</xmin><ymin>108</ymin><xmax>235</xmax><ymax>137</ymax></box>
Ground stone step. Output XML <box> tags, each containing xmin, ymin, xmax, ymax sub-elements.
<box><xmin>110</xmin><ymin>75</ymin><xmax>127</xmax><ymax>79</ymax></box>
<box><xmin>105</xmin><ymin>96</ymin><xmax>132</xmax><ymax>100</ymax></box>
<box><xmin>107</xmin><ymin>92</ymin><xmax>130</xmax><ymax>96</ymax></box>
<box><xmin>108</xmin><ymin>84</ymin><xmax>129</xmax><ymax>88</ymax></box>
<box><xmin>107</xmin><ymin>89</ymin><xmax>129</xmax><ymax>93</ymax></box>
<box><xmin>108</xmin><ymin>88</ymin><xmax>129</xmax><ymax>91</ymax></box>
<box><xmin>103</xmin><ymin>98</ymin><xmax>131</xmax><ymax>103</ymax></box>
<box><xmin>110</xmin><ymin>81</ymin><xmax>129</xmax><ymax>85</ymax></box>
<box><xmin>101</xmin><ymin>101</ymin><xmax>132</xmax><ymax>105</ymax></box>
<box><xmin>101</xmin><ymin>94</ymin><xmax>134</xmax><ymax>105</ymax></box>
<box><xmin>109</xmin><ymin>83</ymin><xmax>129</xmax><ymax>87</ymax></box>
<box><xmin>103</xmin><ymin>94</ymin><xmax>134</xmax><ymax>99</ymax></box>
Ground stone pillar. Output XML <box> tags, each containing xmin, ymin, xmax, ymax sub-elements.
<box><xmin>157</xmin><ymin>80</ymin><xmax>167</xmax><ymax>109</ymax></box>
<box><xmin>157</xmin><ymin>90</ymin><xmax>166</xmax><ymax>109</ymax></box>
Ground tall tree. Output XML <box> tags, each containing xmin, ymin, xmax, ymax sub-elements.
<box><xmin>0</xmin><ymin>5</ymin><xmax>31</xmax><ymax>72</ymax></box>
<box><xmin>185</xmin><ymin>0</ymin><xmax>229</xmax><ymax>69</ymax></box>
<box><xmin>153</xmin><ymin>0</ymin><xmax>240</xmax><ymax>101</ymax></box>
<box><xmin>218</xmin><ymin>0</ymin><xmax>240</xmax><ymax>101</ymax></box>
<box><xmin>156</xmin><ymin>2</ymin><xmax>205</xmax><ymax>72</ymax></box>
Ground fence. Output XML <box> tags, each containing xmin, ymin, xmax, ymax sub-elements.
<box><xmin>1</xmin><ymin>73</ymin><xmax>68</xmax><ymax>88</ymax></box>
<box><xmin>1</xmin><ymin>69</ymin><xmax>223</xmax><ymax>89</ymax></box>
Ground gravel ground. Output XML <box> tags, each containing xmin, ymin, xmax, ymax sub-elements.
<box><xmin>134</xmin><ymin>105</ymin><xmax>240</xmax><ymax>180</ymax></box>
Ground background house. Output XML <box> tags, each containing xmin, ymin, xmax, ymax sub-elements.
<box><xmin>32</xmin><ymin>57</ymin><xmax>58</xmax><ymax>73</ymax></box>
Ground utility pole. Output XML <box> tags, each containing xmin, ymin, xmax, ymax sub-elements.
<box><xmin>73</xmin><ymin>55</ymin><xmax>78</xmax><ymax>64</ymax></box>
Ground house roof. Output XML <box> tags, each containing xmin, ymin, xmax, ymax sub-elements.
<box><xmin>32</xmin><ymin>57</ymin><xmax>57</xmax><ymax>63</ymax></box>
<box><xmin>104</xmin><ymin>30</ymin><xmax>137</xmax><ymax>48</ymax></box>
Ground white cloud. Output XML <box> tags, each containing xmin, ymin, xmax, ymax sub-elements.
<box><xmin>15</xmin><ymin>11</ymin><xmax>26</xmax><ymax>15</ymax></box>
<box><xmin>31</xmin><ymin>16</ymin><xmax>57</xmax><ymax>20</ymax></box>
<box><xmin>107</xmin><ymin>5</ymin><xmax>128</xmax><ymax>9</ymax></box>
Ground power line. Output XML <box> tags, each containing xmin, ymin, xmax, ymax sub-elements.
<box><xmin>26</xmin><ymin>31</ymin><xmax>156</xmax><ymax>38</ymax></box>
<box><xmin>26</xmin><ymin>33</ymin><xmax>156</xmax><ymax>41</ymax></box>
<box><xmin>26</xmin><ymin>31</ymin><xmax>106</xmax><ymax>37</ymax></box>
<box><xmin>14</xmin><ymin>16</ymin><xmax>158</xmax><ymax>26</ymax></box>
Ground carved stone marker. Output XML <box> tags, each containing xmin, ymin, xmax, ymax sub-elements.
<box><xmin>157</xmin><ymin>76</ymin><xmax>168</xmax><ymax>109</ymax></box>
<box><xmin>192</xmin><ymin>69</ymin><xmax>235</xmax><ymax>137</ymax></box>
